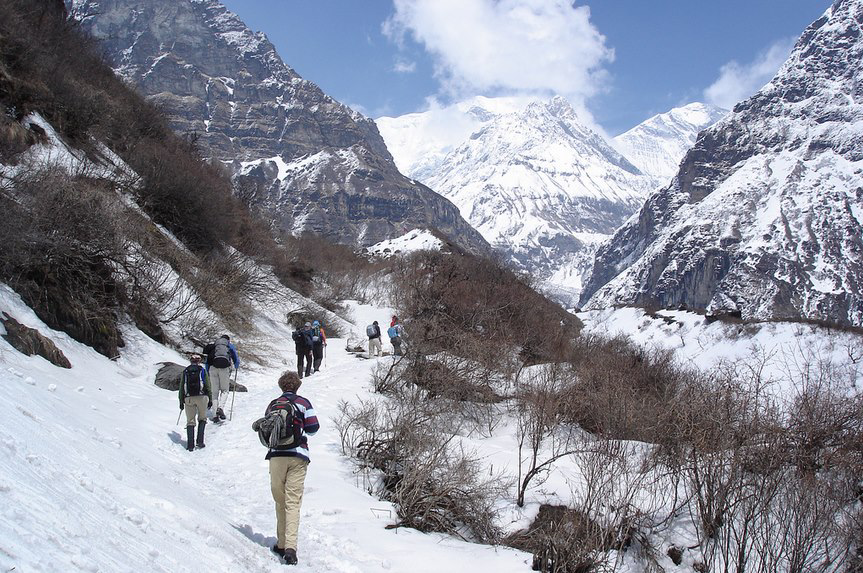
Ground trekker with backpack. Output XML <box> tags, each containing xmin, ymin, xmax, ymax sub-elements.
<box><xmin>253</xmin><ymin>371</ymin><xmax>319</xmax><ymax>566</ymax></box>
<box><xmin>291</xmin><ymin>322</ymin><xmax>314</xmax><ymax>378</ymax></box>
<box><xmin>179</xmin><ymin>353</ymin><xmax>212</xmax><ymax>451</ymax></box>
<box><xmin>388</xmin><ymin>318</ymin><xmax>405</xmax><ymax>356</ymax></box>
<box><xmin>310</xmin><ymin>320</ymin><xmax>327</xmax><ymax>373</ymax></box>
<box><xmin>203</xmin><ymin>334</ymin><xmax>240</xmax><ymax>422</ymax></box>
<box><xmin>366</xmin><ymin>320</ymin><xmax>382</xmax><ymax>358</ymax></box>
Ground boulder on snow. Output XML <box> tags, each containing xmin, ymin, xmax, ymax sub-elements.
<box><xmin>0</xmin><ymin>313</ymin><xmax>71</xmax><ymax>368</ymax></box>
<box><xmin>155</xmin><ymin>362</ymin><xmax>184</xmax><ymax>391</ymax></box>
<box><xmin>154</xmin><ymin>361</ymin><xmax>248</xmax><ymax>392</ymax></box>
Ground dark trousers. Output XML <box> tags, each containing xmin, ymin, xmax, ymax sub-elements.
<box><xmin>296</xmin><ymin>350</ymin><xmax>312</xmax><ymax>377</ymax></box>
<box><xmin>312</xmin><ymin>344</ymin><xmax>323</xmax><ymax>372</ymax></box>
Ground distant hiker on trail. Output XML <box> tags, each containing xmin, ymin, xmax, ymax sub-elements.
<box><xmin>310</xmin><ymin>320</ymin><xmax>327</xmax><ymax>373</ymax></box>
<box><xmin>203</xmin><ymin>334</ymin><xmax>240</xmax><ymax>422</ymax></box>
<box><xmin>262</xmin><ymin>371</ymin><xmax>319</xmax><ymax>566</ymax></box>
<box><xmin>291</xmin><ymin>322</ymin><xmax>314</xmax><ymax>378</ymax></box>
<box><xmin>179</xmin><ymin>353</ymin><xmax>212</xmax><ymax>451</ymax></box>
<box><xmin>388</xmin><ymin>317</ymin><xmax>405</xmax><ymax>356</ymax></box>
<box><xmin>366</xmin><ymin>320</ymin><xmax>382</xmax><ymax>358</ymax></box>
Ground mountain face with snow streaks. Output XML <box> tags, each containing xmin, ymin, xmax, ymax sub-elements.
<box><xmin>581</xmin><ymin>0</ymin><xmax>863</xmax><ymax>326</ymax></box>
<box><xmin>68</xmin><ymin>0</ymin><xmax>488</xmax><ymax>253</ymax></box>
<box><xmin>613</xmin><ymin>102</ymin><xmax>728</xmax><ymax>184</ymax></box>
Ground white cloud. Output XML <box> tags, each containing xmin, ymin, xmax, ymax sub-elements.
<box><xmin>393</xmin><ymin>58</ymin><xmax>417</xmax><ymax>73</ymax></box>
<box><xmin>704</xmin><ymin>38</ymin><xmax>795</xmax><ymax>110</ymax></box>
<box><xmin>382</xmin><ymin>0</ymin><xmax>613</xmax><ymax>107</ymax></box>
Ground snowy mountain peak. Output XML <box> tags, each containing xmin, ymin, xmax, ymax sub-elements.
<box><xmin>614</xmin><ymin>102</ymin><xmax>728</xmax><ymax>181</ymax></box>
<box><xmin>396</xmin><ymin>95</ymin><xmax>656</xmax><ymax>304</ymax></box>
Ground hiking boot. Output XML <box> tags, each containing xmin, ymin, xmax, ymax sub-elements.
<box><xmin>271</xmin><ymin>546</ymin><xmax>285</xmax><ymax>558</ymax></box>
<box><xmin>186</xmin><ymin>426</ymin><xmax>195</xmax><ymax>451</ymax></box>
<box><xmin>217</xmin><ymin>408</ymin><xmax>226</xmax><ymax>420</ymax></box>
<box><xmin>283</xmin><ymin>548</ymin><xmax>298</xmax><ymax>565</ymax></box>
<box><xmin>196</xmin><ymin>421</ymin><xmax>206</xmax><ymax>448</ymax></box>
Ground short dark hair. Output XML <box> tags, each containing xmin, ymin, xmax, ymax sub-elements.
<box><xmin>277</xmin><ymin>371</ymin><xmax>302</xmax><ymax>393</ymax></box>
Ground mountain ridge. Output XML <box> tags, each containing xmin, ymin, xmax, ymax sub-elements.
<box><xmin>581</xmin><ymin>0</ymin><xmax>863</xmax><ymax>326</ymax></box>
<box><xmin>69</xmin><ymin>0</ymin><xmax>490</xmax><ymax>254</ymax></box>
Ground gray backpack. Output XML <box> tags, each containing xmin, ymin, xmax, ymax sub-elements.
<box><xmin>212</xmin><ymin>339</ymin><xmax>231</xmax><ymax>368</ymax></box>
<box><xmin>252</xmin><ymin>397</ymin><xmax>302</xmax><ymax>449</ymax></box>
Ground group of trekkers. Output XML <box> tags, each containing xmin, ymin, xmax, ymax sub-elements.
<box><xmin>366</xmin><ymin>315</ymin><xmax>405</xmax><ymax>358</ymax></box>
<box><xmin>175</xmin><ymin>321</ymin><xmax>326</xmax><ymax>566</ymax></box>
<box><xmin>291</xmin><ymin>320</ymin><xmax>327</xmax><ymax>378</ymax></box>
<box><xmin>174</xmin><ymin>315</ymin><xmax>405</xmax><ymax>565</ymax></box>
<box><xmin>178</xmin><ymin>334</ymin><xmax>240</xmax><ymax>450</ymax></box>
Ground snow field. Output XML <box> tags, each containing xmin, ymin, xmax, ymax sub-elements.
<box><xmin>0</xmin><ymin>289</ymin><xmax>531</xmax><ymax>572</ymax></box>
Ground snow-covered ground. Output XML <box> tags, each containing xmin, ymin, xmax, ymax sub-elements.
<box><xmin>0</xmin><ymin>289</ymin><xmax>530</xmax><ymax>572</ymax></box>
<box><xmin>3</xmin><ymin>278</ymin><xmax>861</xmax><ymax>572</ymax></box>
<box><xmin>578</xmin><ymin>306</ymin><xmax>863</xmax><ymax>397</ymax></box>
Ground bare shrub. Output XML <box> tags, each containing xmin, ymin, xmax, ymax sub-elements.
<box><xmin>390</xmin><ymin>250</ymin><xmax>579</xmax><ymax>369</ymax></box>
<box><xmin>514</xmin><ymin>363</ymin><xmax>581</xmax><ymax>507</ymax></box>
<box><xmin>505</xmin><ymin>504</ymin><xmax>607</xmax><ymax>573</ymax></box>
<box><xmin>336</xmin><ymin>389</ymin><xmax>509</xmax><ymax>542</ymax></box>
<box><xmin>0</xmin><ymin>168</ymin><xmax>125</xmax><ymax>357</ymax></box>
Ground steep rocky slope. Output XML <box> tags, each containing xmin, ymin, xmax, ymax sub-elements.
<box><xmin>581</xmin><ymin>0</ymin><xmax>863</xmax><ymax>325</ymax></box>
<box><xmin>69</xmin><ymin>0</ymin><xmax>488</xmax><ymax>253</ymax></box>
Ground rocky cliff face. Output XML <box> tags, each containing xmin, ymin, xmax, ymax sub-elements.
<box><xmin>581</xmin><ymin>0</ymin><xmax>863</xmax><ymax>325</ymax></box>
<box><xmin>68</xmin><ymin>0</ymin><xmax>488</xmax><ymax>253</ymax></box>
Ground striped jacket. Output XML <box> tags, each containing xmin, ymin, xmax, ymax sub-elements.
<box><xmin>264</xmin><ymin>391</ymin><xmax>319</xmax><ymax>462</ymax></box>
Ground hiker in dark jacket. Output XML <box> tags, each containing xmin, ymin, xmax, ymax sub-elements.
<box><xmin>367</xmin><ymin>320</ymin><xmax>382</xmax><ymax>358</ymax></box>
<box><xmin>203</xmin><ymin>334</ymin><xmax>240</xmax><ymax>421</ymax></box>
<box><xmin>291</xmin><ymin>322</ymin><xmax>314</xmax><ymax>378</ymax></box>
<box><xmin>264</xmin><ymin>371</ymin><xmax>319</xmax><ymax>565</ymax></box>
<box><xmin>178</xmin><ymin>353</ymin><xmax>212</xmax><ymax>451</ymax></box>
<box><xmin>310</xmin><ymin>320</ymin><xmax>327</xmax><ymax>373</ymax></box>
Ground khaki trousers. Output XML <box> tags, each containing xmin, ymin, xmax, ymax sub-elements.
<box><xmin>184</xmin><ymin>395</ymin><xmax>208</xmax><ymax>426</ymax></box>
<box><xmin>368</xmin><ymin>337</ymin><xmax>382</xmax><ymax>357</ymax></box>
<box><xmin>210</xmin><ymin>367</ymin><xmax>231</xmax><ymax>409</ymax></box>
<box><xmin>269</xmin><ymin>456</ymin><xmax>309</xmax><ymax>550</ymax></box>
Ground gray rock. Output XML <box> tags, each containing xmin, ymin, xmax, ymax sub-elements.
<box><xmin>0</xmin><ymin>313</ymin><xmax>71</xmax><ymax>369</ymax></box>
<box><xmin>155</xmin><ymin>361</ymin><xmax>248</xmax><ymax>392</ymax></box>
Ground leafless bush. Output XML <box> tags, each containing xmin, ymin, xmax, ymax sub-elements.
<box><xmin>390</xmin><ymin>250</ymin><xmax>579</xmax><ymax>368</ymax></box>
<box><xmin>336</xmin><ymin>388</ymin><xmax>509</xmax><ymax>542</ymax></box>
<box><xmin>514</xmin><ymin>363</ymin><xmax>581</xmax><ymax>507</ymax></box>
<box><xmin>0</xmin><ymin>167</ymin><xmax>126</xmax><ymax>356</ymax></box>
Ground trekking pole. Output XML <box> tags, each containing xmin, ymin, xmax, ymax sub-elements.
<box><xmin>176</xmin><ymin>409</ymin><xmax>183</xmax><ymax>426</ymax></box>
<box><xmin>228</xmin><ymin>367</ymin><xmax>238</xmax><ymax>421</ymax></box>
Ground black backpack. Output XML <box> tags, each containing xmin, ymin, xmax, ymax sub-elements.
<box><xmin>252</xmin><ymin>396</ymin><xmax>303</xmax><ymax>449</ymax></box>
<box><xmin>184</xmin><ymin>364</ymin><xmax>205</xmax><ymax>396</ymax></box>
<box><xmin>211</xmin><ymin>339</ymin><xmax>231</xmax><ymax>369</ymax></box>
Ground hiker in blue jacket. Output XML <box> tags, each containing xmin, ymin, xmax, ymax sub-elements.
<box><xmin>388</xmin><ymin>317</ymin><xmax>405</xmax><ymax>356</ymax></box>
<box><xmin>264</xmin><ymin>371</ymin><xmax>319</xmax><ymax>565</ymax></box>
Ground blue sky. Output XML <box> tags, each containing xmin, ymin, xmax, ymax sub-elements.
<box><xmin>219</xmin><ymin>0</ymin><xmax>832</xmax><ymax>135</ymax></box>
